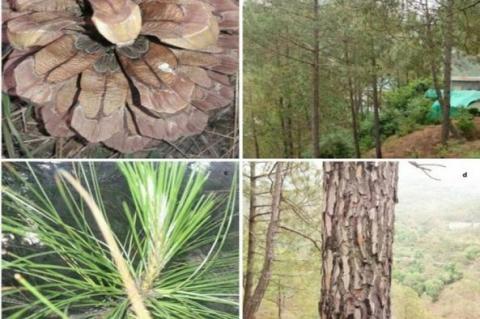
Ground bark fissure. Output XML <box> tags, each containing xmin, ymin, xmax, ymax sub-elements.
<box><xmin>320</xmin><ymin>162</ymin><xmax>398</xmax><ymax>319</ymax></box>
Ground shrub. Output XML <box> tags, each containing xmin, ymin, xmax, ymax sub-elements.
<box><xmin>319</xmin><ymin>131</ymin><xmax>354</xmax><ymax>158</ymax></box>
<box><xmin>384</xmin><ymin>79</ymin><xmax>432</xmax><ymax>112</ymax></box>
<box><xmin>406</xmin><ymin>96</ymin><xmax>436</xmax><ymax>125</ymax></box>
<box><xmin>456</xmin><ymin>109</ymin><xmax>477</xmax><ymax>140</ymax></box>
<box><xmin>393</xmin><ymin>270</ymin><xmax>406</xmax><ymax>282</ymax></box>
<box><xmin>464</xmin><ymin>245</ymin><xmax>480</xmax><ymax>261</ymax></box>
<box><xmin>397</xmin><ymin>117</ymin><xmax>418</xmax><ymax>136</ymax></box>
<box><xmin>424</xmin><ymin>279</ymin><xmax>444</xmax><ymax>301</ymax></box>
<box><xmin>359</xmin><ymin>78</ymin><xmax>434</xmax><ymax>146</ymax></box>
<box><xmin>439</xmin><ymin>263</ymin><xmax>463</xmax><ymax>284</ymax></box>
<box><xmin>408</xmin><ymin>259</ymin><xmax>425</xmax><ymax>274</ymax></box>
<box><xmin>402</xmin><ymin>272</ymin><xmax>426</xmax><ymax>295</ymax></box>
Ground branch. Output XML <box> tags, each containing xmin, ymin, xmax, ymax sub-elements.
<box><xmin>279</xmin><ymin>225</ymin><xmax>322</xmax><ymax>253</ymax></box>
<box><xmin>59</xmin><ymin>171</ymin><xmax>152</xmax><ymax>319</ymax></box>
<box><xmin>408</xmin><ymin>161</ymin><xmax>446</xmax><ymax>181</ymax></box>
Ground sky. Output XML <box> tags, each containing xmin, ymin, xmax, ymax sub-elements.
<box><xmin>398</xmin><ymin>160</ymin><xmax>480</xmax><ymax>216</ymax></box>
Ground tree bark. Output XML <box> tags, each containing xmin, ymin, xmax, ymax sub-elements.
<box><xmin>244</xmin><ymin>163</ymin><xmax>285</xmax><ymax>319</ymax></box>
<box><xmin>243</xmin><ymin>162</ymin><xmax>257</xmax><ymax>314</ymax></box>
<box><xmin>320</xmin><ymin>162</ymin><xmax>399</xmax><ymax>319</ymax></box>
<box><xmin>312</xmin><ymin>0</ymin><xmax>321</xmax><ymax>158</ymax></box>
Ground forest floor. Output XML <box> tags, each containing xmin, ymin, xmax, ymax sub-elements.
<box><xmin>367</xmin><ymin>118</ymin><xmax>480</xmax><ymax>158</ymax></box>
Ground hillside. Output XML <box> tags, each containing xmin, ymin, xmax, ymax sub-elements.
<box><xmin>368</xmin><ymin>118</ymin><xmax>480</xmax><ymax>158</ymax></box>
<box><xmin>393</xmin><ymin>162</ymin><xmax>480</xmax><ymax>319</ymax></box>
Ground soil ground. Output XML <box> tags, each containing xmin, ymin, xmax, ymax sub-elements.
<box><xmin>367</xmin><ymin>118</ymin><xmax>480</xmax><ymax>158</ymax></box>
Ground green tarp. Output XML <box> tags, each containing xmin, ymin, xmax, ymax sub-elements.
<box><xmin>425</xmin><ymin>89</ymin><xmax>480</xmax><ymax>119</ymax></box>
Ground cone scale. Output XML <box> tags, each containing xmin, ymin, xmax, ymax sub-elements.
<box><xmin>89</xmin><ymin>0</ymin><xmax>142</xmax><ymax>46</ymax></box>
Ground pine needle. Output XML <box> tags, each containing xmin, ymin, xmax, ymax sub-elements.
<box><xmin>14</xmin><ymin>274</ymin><xmax>69</xmax><ymax>319</ymax></box>
<box><xmin>58</xmin><ymin>170</ymin><xmax>152</xmax><ymax>319</ymax></box>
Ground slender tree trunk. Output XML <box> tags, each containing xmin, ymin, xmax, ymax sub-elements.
<box><xmin>278</xmin><ymin>97</ymin><xmax>290</xmax><ymax>158</ymax></box>
<box><xmin>243</xmin><ymin>162</ymin><xmax>257</xmax><ymax>313</ymax></box>
<box><xmin>244</xmin><ymin>163</ymin><xmax>285</xmax><ymax>319</ymax></box>
<box><xmin>312</xmin><ymin>0</ymin><xmax>321</xmax><ymax>158</ymax></box>
<box><xmin>424</xmin><ymin>0</ymin><xmax>457</xmax><ymax>144</ymax></box>
<box><xmin>345</xmin><ymin>41</ymin><xmax>361</xmax><ymax>158</ymax></box>
<box><xmin>277</xmin><ymin>282</ymin><xmax>283</xmax><ymax>319</ymax></box>
<box><xmin>320</xmin><ymin>162</ymin><xmax>399</xmax><ymax>319</ymax></box>
<box><xmin>250</xmin><ymin>109</ymin><xmax>260</xmax><ymax>158</ymax></box>
<box><xmin>296</xmin><ymin>121</ymin><xmax>303</xmax><ymax>157</ymax></box>
<box><xmin>356</xmin><ymin>86</ymin><xmax>364</xmax><ymax>119</ymax></box>
<box><xmin>441</xmin><ymin>0</ymin><xmax>454</xmax><ymax>145</ymax></box>
<box><xmin>371</xmin><ymin>54</ymin><xmax>383</xmax><ymax>158</ymax></box>
<box><xmin>286</xmin><ymin>102</ymin><xmax>294</xmax><ymax>157</ymax></box>
<box><xmin>284</xmin><ymin>29</ymin><xmax>294</xmax><ymax>157</ymax></box>
<box><xmin>424</xmin><ymin>0</ymin><xmax>444</xmax><ymax>113</ymax></box>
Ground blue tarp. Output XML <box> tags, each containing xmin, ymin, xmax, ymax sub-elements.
<box><xmin>425</xmin><ymin>89</ymin><xmax>480</xmax><ymax>119</ymax></box>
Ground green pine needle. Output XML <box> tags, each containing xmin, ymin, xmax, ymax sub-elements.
<box><xmin>2</xmin><ymin>162</ymin><xmax>238</xmax><ymax>319</ymax></box>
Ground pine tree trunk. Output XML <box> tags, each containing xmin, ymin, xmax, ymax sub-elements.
<box><xmin>423</xmin><ymin>0</ymin><xmax>444</xmax><ymax>121</ymax></box>
<box><xmin>371</xmin><ymin>55</ymin><xmax>383</xmax><ymax>159</ymax></box>
<box><xmin>278</xmin><ymin>97</ymin><xmax>290</xmax><ymax>158</ymax></box>
<box><xmin>320</xmin><ymin>162</ymin><xmax>399</xmax><ymax>319</ymax></box>
<box><xmin>250</xmin><ymin>109</ymin><xmax>260</xmax><ymax>158</ymax></box>
<box><xmin>286</xmin><ymin>102</ymin><xmax>294</xmax><ymax>158</ymax></box>
<box><xmin>243</xmin><ymin>162</ymin><xmax>257</xmax><ymax>314</ymax></box>
<box><xmin>441</xmin><ymin>0</ymin><xmax>454</xmax><ymax>145</ymax></box>
<box><xmin>312</xmin><ymin>0</ymin><xmax>321</xmax><ymax>158</ymax></box>
<box><xmin>244</xmin><ymin>163</ymin><xmax>285</xmax><ymax>319</ymax></box>
<box><xmin>277</xmin><ymin>282</ymin><xmax>284</xmax><ymax>319</ymax></box>
<box><xmin>345</xmin><ymin>41</ymin><xmax>361</xmax><ymax>158</ymax></box>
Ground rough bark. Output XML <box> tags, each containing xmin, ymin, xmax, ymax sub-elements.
<box><xmin>312</xmin><ymin>0</ymin><xmax>321</xmax><ymax>158</ymax></box>
<box><xmin>244</xmin><ymin>163</ymin><xmax>285</xmax><ymax>319</ymax></box>
<box><xmin>243</xmin><ymin>162</ymin><xmax>257</xmax><ymax>314</ymax></box>
<box><xmin>320</xmin><ymin>162</ymin><xmax>399</xmax><ymax>319</ymax></box>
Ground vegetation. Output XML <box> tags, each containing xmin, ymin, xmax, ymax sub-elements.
<box><xmin>244</xmin><ymin>0</ymin><xmax>480</xmax><ymax>158</ymax></box>
<box><xmin>2</xmin><ymin>162</ymin><xmax>238</xmax><ymax>318</ymax></box>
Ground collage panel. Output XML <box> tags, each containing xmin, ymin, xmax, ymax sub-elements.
<box><xmin>1</xmin><ymin>161</ymin><xmax>239</xmax><ymax>318</ymax></box>
<box><xmin>243</xmin><ymin>160</ymin><xmax>480</xmax><ymax>319</ymax></box>
<box><xmin>243</xmin><ymin>0</ymin><xmax>480</xmax><ymax>159</ymax></box>
<box><xmin>1</xmin><ymin>1</ymin><xmax>479</xmax><ymax>319</ymax></box>
<box><xmin>2</xmin><ymin>0</ymin><xmax>239</xmax><ymax>159</ymax></box>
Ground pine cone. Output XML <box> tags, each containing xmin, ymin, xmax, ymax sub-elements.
<box><xmin>2</xmin><ymin>0</ymin><xmax>238</xmax><ymax>153</ymax></box>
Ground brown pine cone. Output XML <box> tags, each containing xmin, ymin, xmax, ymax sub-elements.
<box><xmin>2</xmin><ymin>0</ymin><xmax>238</xmax><ymax>153</ymax></box>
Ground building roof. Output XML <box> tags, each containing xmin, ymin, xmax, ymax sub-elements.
<box><xmin>452</xmin><ymin>52</ymin><xmax>480</xmax><ymax>78</ymax></box>
<box><xmin>452</xmin><ymin>76</ymin><xmax>480</xmax><ymax>82</ymax></box>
